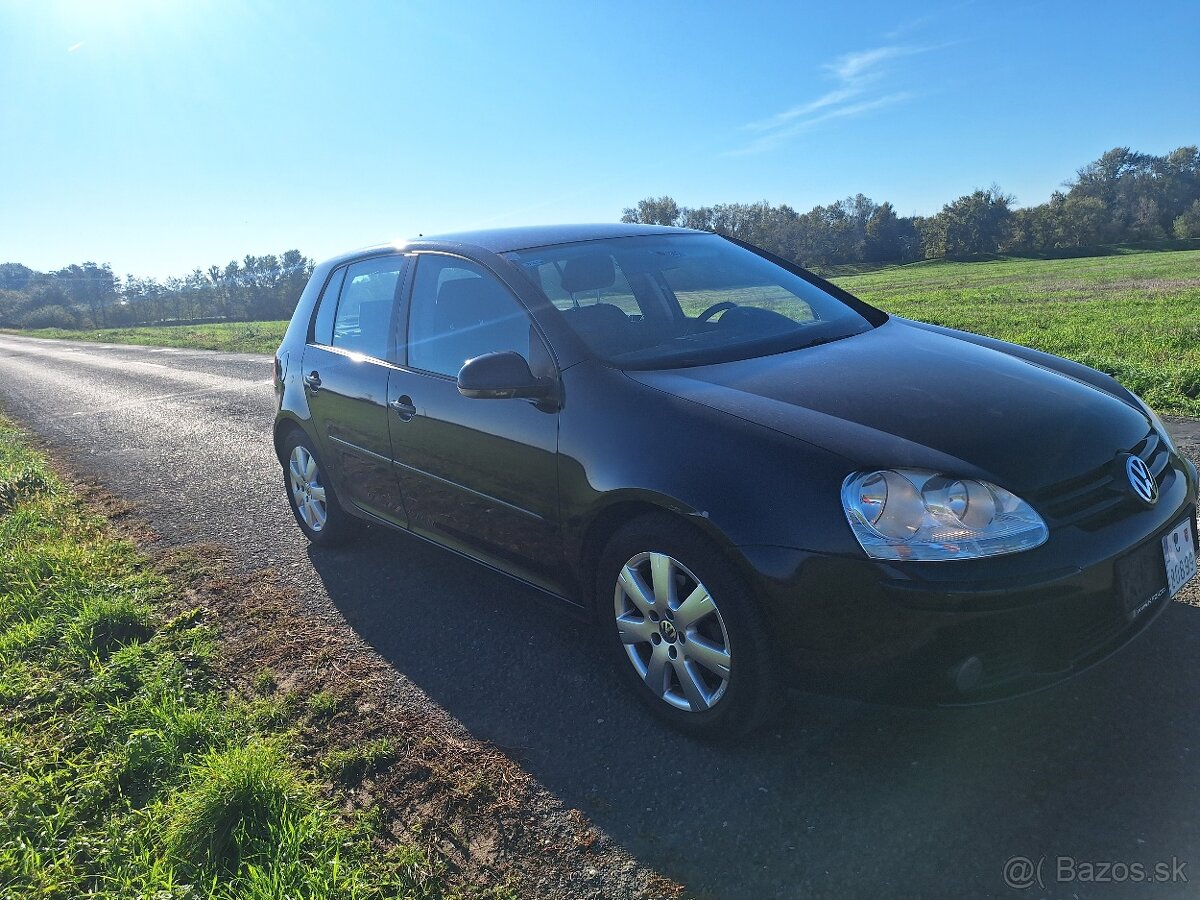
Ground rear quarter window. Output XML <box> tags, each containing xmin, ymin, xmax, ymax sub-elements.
<box><xmin>310</xmin><ymin>266</ymin><xmax>346</xmax><ymax>346</ymax></box>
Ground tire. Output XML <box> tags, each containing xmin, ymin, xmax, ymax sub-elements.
<box><xmin>281</xmin><ymin>430</ymin><xmax>360</xmax><ymax>547</ymax></box>
<box><xmin>596</xmin><ymin>513</ymin><xmax>776</xmax><ymax>739</ymax></box>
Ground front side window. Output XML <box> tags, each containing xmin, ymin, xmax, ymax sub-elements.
<box><xmin>330</xmin><ymin>256</ymin><xmax>406</xmax><ymax>360</ymax></box>
<box><xmin>505</xmin><ymin>233</ymin><xmax>876</xmax><ymax>369</ymax></box>
<box><xmin>407</xmin><ymin>255</ymin><xmax>539</xmax><ymax>377</ymax></box>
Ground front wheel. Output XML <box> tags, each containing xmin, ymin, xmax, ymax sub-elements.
<box><xmin>596</xmin><ymin>515</ymin><xmax>776</xmax><ymax>739</ymax></box>
<box><xmin>281</xmin><ymin>431</ymin><xmax>360</xmax><ymax>547</ymax></box>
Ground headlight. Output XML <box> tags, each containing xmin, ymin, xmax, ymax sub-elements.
<box><xmin>841</xmin><ymin>468</ymin><xmax>1047</xmax><ymax>561</ymax></box>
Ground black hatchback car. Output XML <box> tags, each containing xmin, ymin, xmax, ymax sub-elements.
<box><xmin>273</xmin><ymin>223</ymin><xmax>1198</xmax><ymax>737</ymax></box>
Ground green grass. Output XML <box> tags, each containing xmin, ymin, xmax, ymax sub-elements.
<box><xmin>829</xmin><ymin>249</ymin><xmax>1200</xmax><ymax>415</ymax></box>
<box><xmin>7</xmin><ymin>320</ymin><xmax>289</xmax><ymax>354</ymax></box>
<box><xmin>0</xmin><ymin>416</ymin><xmax>456</xmax><ymax>899</ymax></box>
<box><xmin>306</xmin><ymin>690</ymin><xmax>342</xmax><ymax>718</ymax></box>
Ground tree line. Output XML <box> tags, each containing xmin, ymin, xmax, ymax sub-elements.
<box><xmin>4</xmin><ymin>146</ymin><xmax>1198</xmax><ymax>330</ymax></box>
<box><xmin>0</xmin><ymin>251</ymin><xmax>313</xmax><ymax>330</ymax></box>
<box><xmin>622</xmin><ymin>146</ymin><xmax>1200</xmax><ymax>269</ymax></box>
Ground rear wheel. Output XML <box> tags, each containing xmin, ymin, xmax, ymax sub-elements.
<box><xmin>597</xmin><ymin>514</ymin><xmax>776</xmax><ymax>738</ymax></box>
<box><xmin>281</xmin><ymin>431</ymin><xmax>360</xmax><ymax>546</ymax></box>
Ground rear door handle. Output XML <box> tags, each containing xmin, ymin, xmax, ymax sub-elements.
<box><xmin>303</xmin><ymin>371</ymin><xmax>322</xmax><ymax>390</ymax></box>
<box><xmin>390</xmin><ymin>395</ymin><xmax>417</xmax><ymax>421</ymax></box>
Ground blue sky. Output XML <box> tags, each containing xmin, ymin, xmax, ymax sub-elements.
<box><xmin>2</xmin><ymin>0</ymin><xmax>1196</xmax><ymax>279</ymax></box>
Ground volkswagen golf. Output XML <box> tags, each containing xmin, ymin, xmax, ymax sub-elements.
<box><xmin>272</xmin><ymin>223</ymin><xmax>1198</xmax><ymax>737</ymax></box>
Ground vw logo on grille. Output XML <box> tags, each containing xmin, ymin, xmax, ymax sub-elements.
<box><xmin>1125</xmin><ymin>455</ymin><xmax>1159</xmax><ymax>505</ymax></box>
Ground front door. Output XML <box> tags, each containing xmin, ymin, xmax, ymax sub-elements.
<box><xmin>387</xmin><ymin>253</ymin><xmax>562</xmax><ymax>591</ymax></box>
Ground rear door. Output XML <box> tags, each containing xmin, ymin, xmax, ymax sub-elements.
<box><xmin>302</xmin><ymin>255</ymin><xmax>410</xmax><ymax>527</ymax></box>
<box><xmin>387</xmin><ymin>253</ymin><xmax>563</xmax><ymax>591</ymax></box>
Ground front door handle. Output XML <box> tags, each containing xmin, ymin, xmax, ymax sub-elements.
<box><xmin>390</xmin><ymin>395</ymin><xmax>417</xmax><ymax>421</ymax></box>
<box><xmin>303</xmin><ymin>371</ymin><xmax>322</xmax><ymax>391</ymax></box>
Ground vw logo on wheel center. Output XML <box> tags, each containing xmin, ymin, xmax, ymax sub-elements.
<box><xmin>1126</xmin><ymin>455</ymin><xmax>1159</xmax><ymax>505</ymax></box>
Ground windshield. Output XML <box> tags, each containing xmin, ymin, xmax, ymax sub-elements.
<box><xmin>505</xmin><ymin>233</ymin><xmax>876</xmax><ymax>368</ymax></box>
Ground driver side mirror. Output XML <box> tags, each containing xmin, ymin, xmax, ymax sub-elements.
<box><xmin>457</xmin><ymin>351</ymin><xmax>556</xmax><ymax>402</ymax></box>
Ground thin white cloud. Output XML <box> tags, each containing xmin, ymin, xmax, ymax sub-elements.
<box><xmin>733</xmin><ymin>44</ymin><xmax>934</xmax><ymax>154</ymax></box>
<box><xmin>67</xmin><ymin>42</ymin><xmax>84</xmax><ymax>53</ymax></box>
<box><xmin>744</xmin><ymin>86</ymin><xmax>860</xmax><ymax>132</ymax></box>
<box><xmin>730</xmin><ymin>93</ymin><xmax>914</xmax><ymax>157</ymax></box>
<box><xmin>830</xmin><ymin>45</ymin><xmax>912</xmax><ymax>81</ymax></box>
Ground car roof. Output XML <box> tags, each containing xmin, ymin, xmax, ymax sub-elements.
<box><xmin>417</xmin><ymin>222</ymin><xmax>700</xmax><ymax>252</ymax></box>
<box><xmin>323</xmin><ymin>223</ymin><xmax>702</xmax><ymax>267</ymax></box>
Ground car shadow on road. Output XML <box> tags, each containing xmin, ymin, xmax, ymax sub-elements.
<box><xmin>308</xmin><ymin>525</ymin><xmax>1200</xmax><ymax>899</ymax></box>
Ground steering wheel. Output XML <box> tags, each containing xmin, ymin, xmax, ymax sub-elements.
<box><xmin>696</xmin><ymin>301</ymin><xmax>738</xmax><ymax>322</ymax></box>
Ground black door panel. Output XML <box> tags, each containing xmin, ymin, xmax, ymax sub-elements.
<box><xmin>303</xmin><ymin>346</ymin><xmax>408</xmax><ymax>526</ymax></box>
<box><xmin>387</xmin><ymin>370</ymin><xmax>559</xmax><ymax>588</ymax></box>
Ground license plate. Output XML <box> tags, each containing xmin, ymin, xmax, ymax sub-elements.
<box><xmin>1116</xmin><ymin>538</ymin><xmax>1166</xmax><ymax>619</ymax></box>
<box><xmin>1163</xmin><ymin>517</ymin><xmax>1198</xmax><ymax>598</ymax></box>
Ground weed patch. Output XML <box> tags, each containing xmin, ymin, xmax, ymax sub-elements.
<box><xmin>321</xmin><ymin>738</ymin><xmax>398</xmax><ymax>784</ymax></box>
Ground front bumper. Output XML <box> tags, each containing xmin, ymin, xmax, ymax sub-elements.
<box><xmin>744</xmin><ymin>456</ymin><xmax>1199</xmax><ymax>705</ymax></box>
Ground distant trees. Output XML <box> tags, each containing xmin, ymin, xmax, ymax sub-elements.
<box><xmin>626</xmin><ymin>196</ymin><xmax>684</xmax><ymax>227</ymax></box>
<box><xmin>1005</xmin><ymin>146</ymin><xmax>1200</xmax><ymax>252</ymax></box>
<box><xmin>52</xmin><ymin>262</ymin><xmax>116</xmax><ymax>328</ymax></box>
<box><xmin>6</xmin><ymin>146</ymin><xmax>1200</xmax><ymax>329</ymax></box>
<box><xmin>1175</xmin><ymin>200</ymin><xmax>1200</xmax><ymax>239</ymax></box>
<box><xmin>623</xmin><ymin>145</ymin><xmax>1200</xmax><ymax>269</ymax></box>
<box><xmin>865</xmin><ymin>202</ymin><xmax>920</xmax><ymax>263</ymax></box>
<box><xmin>624</xmin><ymin>193</ymin><xmax>923</xmax><ymax>269</ymax></box>
<box><xmin>917</xmin><ymin>187</ymin><xmax>1014</xmax><ymax>258</ymax></box>
<box><xmin>0</xmin><ymin>251</ymin><xmax>314</xmax><ymax>330</ymax></box>
<box><xmin>0</xmin><ymin>263</ymin><xmax>106</xmax><ymax>329</ymax></box>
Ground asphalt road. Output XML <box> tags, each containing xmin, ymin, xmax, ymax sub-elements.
<box><xmin>2</xmin><ymin>332</ymin><xmax>1198</xmax><ymax>899</ymax></box>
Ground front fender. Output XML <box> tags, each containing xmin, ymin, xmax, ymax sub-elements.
<box><xmin>558</xmin><ymin>362</ymin><xmax>861</xmax><ymax>565</ymax></box>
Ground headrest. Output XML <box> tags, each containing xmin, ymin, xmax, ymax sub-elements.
<box><xmin>560</xmin><ymin>254</ymin><xmax>615</xmax><ymax>294</ymax></box>
<box><xmin>437</xmin><ymin>276</ymin><xmax>493</xmax><ymax>307</ymax></box>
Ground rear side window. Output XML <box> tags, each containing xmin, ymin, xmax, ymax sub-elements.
<box><xmin>330</xmin><ymin>256</ymin><xmax>406</xmax><ymax>360</ymax></box>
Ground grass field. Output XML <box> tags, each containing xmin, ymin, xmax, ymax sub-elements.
<box><xmin>11</xmin><ymin>247</ymin><xmax>1200</xmax><ymax>414</ymax></box>
<box><xmin>835</xmin><ymin>249</ymin><xmax>1200</xmax><ymax>416</ymax></box>
<box><xmin>7</xmin><ymin>321</ymin><xmax>289</xmax><ymax>355</ymax></box>
<box><xmin>0</xmin><ymin>416</ymin><xmax>460</xmax><ymax>899</ymax></box>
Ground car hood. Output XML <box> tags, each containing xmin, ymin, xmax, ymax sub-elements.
<box><xmin>625</xmin><ymin>318</ymin><xmax>1151</xmax><ymax>494</ymax></box>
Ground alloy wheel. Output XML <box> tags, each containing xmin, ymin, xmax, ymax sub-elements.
<box><xmin>288</xmin><ymin>445</ymin><xmax>328</xmax><ymax>532</ymax></box>
<box><xmin>614</xmin><ymin>551</ymin><xmax>732</xmax><ymax>712</ymax></box>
